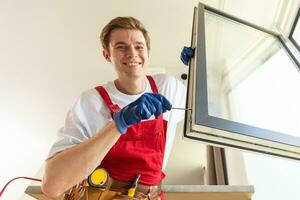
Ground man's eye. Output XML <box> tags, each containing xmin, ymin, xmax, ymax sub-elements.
<box><xmin>116</xmin><ymin>46</ymin><xmax>125</xmax><ymax>49</ymax></box>
<box><xmin>136</xmin><ymin>46</ymin><xmax>144</xmax><ymax>50</ymax></box>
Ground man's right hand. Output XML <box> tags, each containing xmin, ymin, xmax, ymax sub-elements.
<box><xmin>113</xmin><ymin>93</ymin><xmax>172</xmax><ymax>134</ymax></box>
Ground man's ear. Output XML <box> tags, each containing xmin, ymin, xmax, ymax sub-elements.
<box><xmin>102</xmin><ymin>49</ymin><xmax>111</xmax><ymax>62</ymax></box>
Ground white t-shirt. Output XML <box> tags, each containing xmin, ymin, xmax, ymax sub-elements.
<box><xmin>48</xmin><ymin>74</ymin><xmax>186</xmax><ymax>171</ymax></box>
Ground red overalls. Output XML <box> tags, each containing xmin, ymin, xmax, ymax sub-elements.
<box><xmin>95</xmin><ymin>76</ymin><xmax>168</xmax><ymax>199</ymax></box>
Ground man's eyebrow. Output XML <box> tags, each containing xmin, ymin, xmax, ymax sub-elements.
<box><xmin>113</xmin><ymin>41</ymin><xmax>145</xmax><ymax>46</ymax></box>
<box><xmin>114</xmin><ymin>42</ymin><xmax>127</xmax><ymax>46</ymax></box>
<box><xmin>136</xmin><ymin>42</ymin><xmax>145</xmax><ymax>45</ymax></box>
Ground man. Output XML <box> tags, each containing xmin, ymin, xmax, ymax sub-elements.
<box><xmin>42</xmin><ymin>16</ymin><xmax>186</xmax><ymax>200</ymax></box>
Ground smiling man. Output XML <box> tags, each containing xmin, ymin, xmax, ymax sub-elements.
<box><xmin>104</xmin><ymin>28</ymin><xmax>149</xmax><ymax>94</ymax></box>
<box><xmin>41</xmin><ymin>17</ymin><xmax>186</xmax><ymax>200</ymax></box>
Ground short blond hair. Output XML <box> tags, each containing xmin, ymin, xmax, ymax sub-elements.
<box><xmin>100</xmin><ymin>17</ymin><xmax>150</xmax><ymax>51</ymax></box>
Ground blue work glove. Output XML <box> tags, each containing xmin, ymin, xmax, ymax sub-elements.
<box><xmin>113</xmin><ymin>93</ymin><xmax>172</xmax><ymax>134</ymax></box>
<box><xmin>180</xmin><ymin>46</ymin><xmax>195</xmax><ymax>66</ymax></box>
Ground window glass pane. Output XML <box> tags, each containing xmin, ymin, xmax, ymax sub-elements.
<box><xmin>228</xmin><ymin>49</ymin><xmax>300</xmax><ymax>137</ymax></box>
<box><xmin>204</xmin><ymin>11</ymin><xmax>300</xmax><ymax>137</ymax></box>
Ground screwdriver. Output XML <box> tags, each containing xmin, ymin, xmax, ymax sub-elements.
<box><xmin>128</xmin><ymin>174</ymin><xmax>141</xmax><ymax>198</ymax></box>
<box><xmin>172</xmin><ymin>107</ymin><xmax>191</xmax><ymax>111</ymax></box>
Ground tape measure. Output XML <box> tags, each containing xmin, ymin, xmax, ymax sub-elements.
<box><xmin>87</xmin><ymin>167</ymin><xmax>109</xmax><ymax>189</ymax></box>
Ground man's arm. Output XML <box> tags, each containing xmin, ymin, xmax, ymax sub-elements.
<box><xmin>42</xmin><ymin>92</ymin><xmax>172</xmax><ymax>198</ymax></box>
<box><xmin>41</xmin><ymin>121</ymin><xmax>120</xmax><ymax>198</ymax></box>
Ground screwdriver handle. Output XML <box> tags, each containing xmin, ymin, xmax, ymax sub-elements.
<box><xmin>128</xmin><ymin>174</ymin><xmax>141</xmax><ymax>197</ymax></box>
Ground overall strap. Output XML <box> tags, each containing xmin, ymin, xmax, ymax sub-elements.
<box><xmin>146</xmin><ymin>75</ymin><xmax>164</xmax><ymax>120</ymax></box>
<box><xmin>95</xmin><ymin>86</ymin><xmax>120</xmax><ymax>115</ymax></box>
<box><xmin>146</xmin><ymin>76</ymin><xmax>158</xmax><ymax>94</ymax></box>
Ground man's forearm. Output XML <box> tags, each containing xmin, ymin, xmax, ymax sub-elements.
<box><xmin>42</xmin><ymin>121</ymin><xmax>121</xmax><ymax>197</ymax></box>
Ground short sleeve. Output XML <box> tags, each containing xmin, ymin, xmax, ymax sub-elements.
<box><xmin>47</xmin><ymin>89</ymin><xmax>111</xmax><ymax>159</ymax></box>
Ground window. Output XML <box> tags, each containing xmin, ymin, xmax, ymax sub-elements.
<box><xmin>185</xmin><ymin>3</ymin><xmax>300</xmax><ymax>160</ymax></box>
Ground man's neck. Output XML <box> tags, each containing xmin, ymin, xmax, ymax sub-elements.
<box><xmin>114</xmin><ymin>77</ymin><xmax>147</xmax><ymax>95</ymax></box>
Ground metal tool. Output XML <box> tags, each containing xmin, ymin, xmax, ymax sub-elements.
<box><xmin>172</xmin><ymin>107</ymin><xmax>192</xmax><ymax>111</ymax></box>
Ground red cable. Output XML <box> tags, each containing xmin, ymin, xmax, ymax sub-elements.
<box><xmin>0</xmin><ymin>177</ymin><xmax>42</xmax><ymax>198</ymax></box>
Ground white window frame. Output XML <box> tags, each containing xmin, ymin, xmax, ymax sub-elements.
<box><xmin>289</xmin><ymin>8</ymin><xmax>300</xmax><ymax>52</ymax></box>
<box><xmin>184</xmin><ymin>2</ymin><xmax>300</xmax><ymax>160</ymax></box>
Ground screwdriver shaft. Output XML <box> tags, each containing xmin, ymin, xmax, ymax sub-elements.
<box><xmin>172</xmin><ymin>107</ymin><xmax>191</xmax><ymax>110</ymax></box>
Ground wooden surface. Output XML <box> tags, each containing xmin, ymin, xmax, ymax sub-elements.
<box><xmin>26</xmin><ymin>185</ymin><xmax>254</xmax><ymax>200</ymax></box>
<box><xmin>165</xmin><ymin>192</ymin><xmax>252</xmax><ymax>200</ymax></box>
<box><xmin>25</xmin><ymin>186</ymin><xmax>63</xmax><ymax>200</ymax></box>
<box><xmin>161</xmin><ymin>185</ymin><xmax>254</xmax><ymax>192</ymax></box>
<box><xmin>163</xmin><ymin>185</ymin><xmax>254</xmax><ymax>200</ymax></box>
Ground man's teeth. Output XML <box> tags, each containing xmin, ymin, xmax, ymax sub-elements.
<box><xmin>126</xmin><ymin>62</ymin><xmax>140</xmax><ymax>66</ymax></box>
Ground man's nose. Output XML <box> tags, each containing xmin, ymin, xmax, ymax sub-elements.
<box><xmin>126</xmin><ymin>46</ymin><xmax>138</xmax><ymax>58</ymax></box>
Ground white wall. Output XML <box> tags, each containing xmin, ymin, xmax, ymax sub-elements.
<box><xmin>0</xmin><ymin>1</ymin><xmax>114</xmax><ymax>199</ymax></box>
<box><xmin>0</xmin><ymin>0</ymin><xmax>205</xmax><ymax>199</ymax></box>
<box><xmin>164</xmin><ymin>123</ymin><xmax>206</xmax><ymax>185</ymax></box>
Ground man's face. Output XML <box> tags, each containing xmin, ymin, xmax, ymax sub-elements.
<box><xmin>103</xmin><ymin>29</ymin><xmax>149</xmax><ymax>80</ymax></box>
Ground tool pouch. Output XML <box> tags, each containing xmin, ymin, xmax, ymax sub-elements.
<box><xmin>63</xmin><ymin>180</ymin><xmax>89</xmax><ymax>200</ymax></box>
<box><xmin>110</xmin><ymin>194</ymin><xmax>138</xmax><ymax>200</ymax></box>
<box><xmin>62</xmin><ymin>175</ymin><xmax>160</xmax><ymax>200</ymax></box>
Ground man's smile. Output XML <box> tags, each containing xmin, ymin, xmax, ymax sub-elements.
<box><xmin>122</xmin><ymin>61</ymin><xmax>142</xmax><ymax>66</ymax></box>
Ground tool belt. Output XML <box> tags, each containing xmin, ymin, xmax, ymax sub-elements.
<box><xmin>109</xmin><ymin>178</ymin><xmax>161</xmax><ymax>199</ymax></box>
<box><xmin>64</xmin><ymin>178</ymin><xmax>161</xmax><ymax>200</ymax></box>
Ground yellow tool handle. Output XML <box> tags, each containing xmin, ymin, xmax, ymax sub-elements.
<box><xmin>127</xmin><ymin>188</ymin><xmax>136</xmax><ymax>197</ymax></box>
<box><xmin>127</xmin><ymin>174</ymin><xmax>141</xmax><ymax>198</ymax></box>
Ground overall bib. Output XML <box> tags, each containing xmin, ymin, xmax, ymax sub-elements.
<box><xmin>93</xmin><ymin>76</ymin><xmax>168</xmax><ymax>200</ymax></box>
